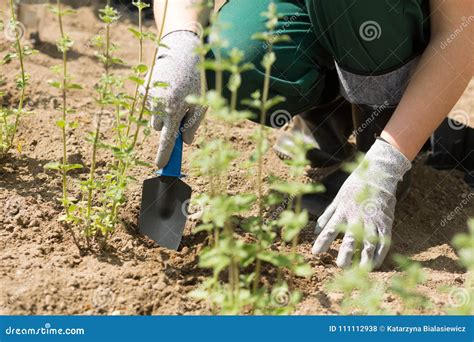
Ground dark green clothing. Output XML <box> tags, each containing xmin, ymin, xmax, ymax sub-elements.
<box><xmin>207</xmin><ymin>0</ymin><xmax>430</xmax><ymax>125</ymax></box>
<box><xmin>305</xmin><ymin>0</ymin><xmax>430</xmax><ymax>73</ymax></box>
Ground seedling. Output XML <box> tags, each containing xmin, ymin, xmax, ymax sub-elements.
<box><xmin>0</xmin><ymin>0</ymin><xmax>36</xmax><ymax>157</ymax></box>
<box><xmin>44</xmin><ymin>0</ymin><xmax>83</xmax><ymax>246</ymax></box>
<box><xmin>45</xmin><ymin>1</ymin><xmax>168</xmax><ymax>249</ymax></box>
<box><xmin>189</xmin><ymin>3</ymin><xmax>314</xmax><ymax>314</ymax></box>
<box><xmin>445</xmin><ymin>218</ymin><xmax>474</xmax><ymax>314</ymax></box>
<box><xmin>389</xmin><ymin>255</ymin><xmax>431</xmax><ymax>313</ymax></box>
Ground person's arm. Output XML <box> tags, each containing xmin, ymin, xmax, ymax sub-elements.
<box><xmin>381</xmin><ymin>0</ymin><xmax>473</xmax><ymax>160</ymax></box>
<box><xmin>154</xmin><ymin>0</ymin><xmax>213</xmax><ymax>37</ymax></box>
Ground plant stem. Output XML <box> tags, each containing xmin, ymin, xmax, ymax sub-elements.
<box><xmin>85</xmin><ymin>9</ymin><xmax>112</xmax><ymax>235</ymax></box>
<box><xmin>125</xmin><ymin>5</ymin><xmax>144</xmax><ymax>138</ymax></box>
<box><xmin>292</xmin><ymin>195</ymin><xmax>302</xmax><ymax>250</ymax></box>
<box><xmin>101</xmin><ymin>1</ymin><xmax>168</xmax><ymax>239</ymax></box>
<box><xmin>7</xmin><ymin>0</ymin><xmax>27</xmax><ymax>154</ymax></box>
<box><xmin>131</xmin><ymin>0</ymin><xmax>168</xmax><ymax>149</ymax></box>
<box><xmin>252</xmin><ymin>47</ymin><xmax>273</xmax><ymax>294</ymax></box>
<box><xmin>115</xmin><ymin>102</ymin><xmax>123</xmax><ymax>146</ymax></box>
<box><xmin>56</xmin><ymin>0</ymin><xmax>69</xmax><ymax>211</ymax></box>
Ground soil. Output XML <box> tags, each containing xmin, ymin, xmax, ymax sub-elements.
<box><xmin>0</xmin><ymin>3</ymin><xmax>473</xmax><ymax>315</ymax></box>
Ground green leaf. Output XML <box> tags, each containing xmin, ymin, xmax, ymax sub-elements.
<box><xmin>278</xmin><ymin>210</ymin><xmax>308</xmax><ymax>242</ymax></box>
<box><xmin>48</xmin><ymin>80</ymin><xmax>62</xmax><ymax>89</ymax></box>
<box><xmin>293</xmin><ymin>263</ymin><xmax>313</xmax><ymax>277</ymax></box>
<box><xmin>66</xmin><ymin>83</ymin><xmax>83</xmax><ymax>90</ymax></box>
<box><xmin>44</xmin><ymin>162</ymin><xmax>61</xmax><ymax>171</ymax></box>
<box><xmin>128</xmin><ymin>76</ymin><xmax>144</xmax><ymax>86</ymax></box>
<box><xmin>152</xmin><ymin>81</ymin><xmax>169</xmax><ymax>88</ymax></box>
<box><xmin>64</xmin><ymin>164</ymin><xmax>83</xmax><ymax>172</ymax></box>
<box><xmin>55</xmin><ymin>119</ymin><xmax>66</xmax><ymax>129</ymax></box>
<box><xmin>128</xmin><ymin>27</ymin><xmax>142</xmax><ymax>39</ymax></box>
<box><xmin>134</xmin><ymin>63</ymin><xmax>148</xmax><ymax>74</ymax></box>
<box><xmin>258</xmin><ymin>250</ymin><xmax>292</xmax><ymax>268</ymax></box>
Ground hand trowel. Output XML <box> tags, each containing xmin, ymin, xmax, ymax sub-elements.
<box><xmin>138</xmin><ymin>126</ymin><xmax>192</xmax><ymax>250</ymax></box>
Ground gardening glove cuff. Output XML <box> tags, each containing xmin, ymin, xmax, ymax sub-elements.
<box><xmin>363</xmin><ymin>138</ymin><xmax>412</xmax><ymax>191</ymax></box>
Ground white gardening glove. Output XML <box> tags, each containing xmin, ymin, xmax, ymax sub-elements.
<box><xmin>312</xmin><ymin>139</ymin><xmax>412</xmax><ymax>269</ymax></box>
<box><xmin>141</xmin><ymin>31</ymin><xmax>205</xmax><ymax>169</ymax></box>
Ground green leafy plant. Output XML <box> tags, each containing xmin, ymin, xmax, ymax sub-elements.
<box><xmin>0</xmin><ymin>0</ymin><xmax>36</xmax><ymax>157</ymax></box>
<box><xmin>44</xmin><ymin>0</ymin><xmax>83</xmax><ymax>245</ymax></box>
<box><xmin>326</xmin><ymin>250</ymin><xmax>430</xmax><ymax>314</ymax></box>
<box><xmin>189</xmin><ymin>2</ymin><xmax>314</xmax><ymax>315</ymax></box>
<box><xmin>326</xmin><ymin>263</ymin><xmax>387</xmax><ymax>314</ymax></box>
<box><xmin>389</xmin><ymin>255</ymin><xmax>431</xmax><ymax>313</ymax></box>
<box><xmin>444</xmin><ymin>218</ymin><xmax>474</xmax><ymax>314</ymax></box>
<box><xmin>81</xmin><ymin>3</ymin><xmax>122</xmax><ymax>242</ymax></box>
<box><xmin>45</xmin><ymin>1</ymin><xmax>168</xmax><ymax>249</ymax></box>
<box><xmin>94</xmin><ymin>0</ymin><xmax>168</xmax><ymax>245</ymax></box>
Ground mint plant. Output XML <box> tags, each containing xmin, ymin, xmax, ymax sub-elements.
<box><xmin>189</xmin><ymin>3</ymin><xmax>314</xmax><ymax>315</ymax></box>
<box><xmin>82</xmin><ymin>3</ymin><xmax>121</xmax><ymax>240</ymax></box>
<box><xmin>125</xmin><ymin>0</ymin><xmax>151</xmax><ymax>138</ymax></box>
<box><xmin>241</xmin><ymin>3</ymin><xmax>289</xmax><ymax>294</ymax></box>
<box><xmin>0</xmin><ymin>0</ymin><xmax>36</xmax><ymax>157</ymax></box>
<box><xmin>326</xmin><ymin>263</ymin><xmax>387</xmax><ymax>314</ymax></box>
<box><xmin>44</xmin><ymin>0</ymin><xmax>83</xmax><ymax>246</ymax></box>
<box><xmin>188</xmin><ymin>14</ymin><xmax>256</xmax><ymax>312</ymax></box>
<box><xmin>96</xmin><ymin>0</ymin><xmax>169</xmax><ymax>244</ymax></box>
<box><xmin>389</xmin><ymin>255</ymin><xmax>431</xmax><ymax>313</ymax></box>
<box><xmin>44</xmin><ymin>1</ymin><xmax>170</xmax><ymax>249</ymax></box>
<box><xmin>445</xmin><ymin>218</ymin><xmax>474</xmax><ymax>314</ymax></box>
<box><xmin>78</xmin><ymin>1</ymin><xmax>167</xmax><ymax>245</ymax></box>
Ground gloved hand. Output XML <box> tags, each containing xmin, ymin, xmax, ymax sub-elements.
<box><xmin>141</xmin><ymin>30</ymin><xmax>205</xmax><ymax>169</ymax></box>
<box><xmin>311</xmin><ymin>138</ymin><xmax>412</xmax><ymax>269</ymax></box>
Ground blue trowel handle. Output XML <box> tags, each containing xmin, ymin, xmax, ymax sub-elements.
<box><xmin>158</xmin><ymin>125</ymin><xmax>183</xmax><ymax>178</ymax></box>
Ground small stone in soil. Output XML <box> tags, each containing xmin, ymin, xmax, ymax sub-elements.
<box><xmin>68</xmin><ymin>280</ymin><xmax>80</xmax><ymax>289</ymax></box>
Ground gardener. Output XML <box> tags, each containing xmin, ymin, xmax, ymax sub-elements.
<box><xmin>145</xmin><ymin>0</ymin><xmax>473</xmax><ymax>269</ymax></box>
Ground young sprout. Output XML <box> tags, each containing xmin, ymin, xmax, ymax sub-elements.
<box><xmin>44</xmin><ymin>0</ymin><xmax>83</xmax><ymax>246</ymax></box>
<box><xmin>190</xmin><ymin>2</ymin><xmax>313</xmax><ymax>315</ymax></box>
<box><xmin>445</xmin><ymin>219</ymin><xmax>474</xmax><ymax>314</ymax></box>
<box><xmin>0</xmin><ymin>0</ymin><xmax>36</xmax><ymax>157</ymax></box>
<box><xmin>389</xmin><ymin>255</ymin><xmax>431</xmax><ymax>313</ymax></box>
<box><xmin>326</xmin><ymin>263</ymin><xmax>387</xmax><ymax>314</ymax></box>
<box><xmin>245</xmin><ymin>2</ymin><xmax>288</xmax><ymax>294</ymax></box>
<box><xmin>125</xmin><ymin>0</ymin><xmax>151</xmax><ymax>138</ymax></box>
<box><xmin>83</xmin><ymin>3</ymin><xmax>120</xmax><ymax>239</ymax></box>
